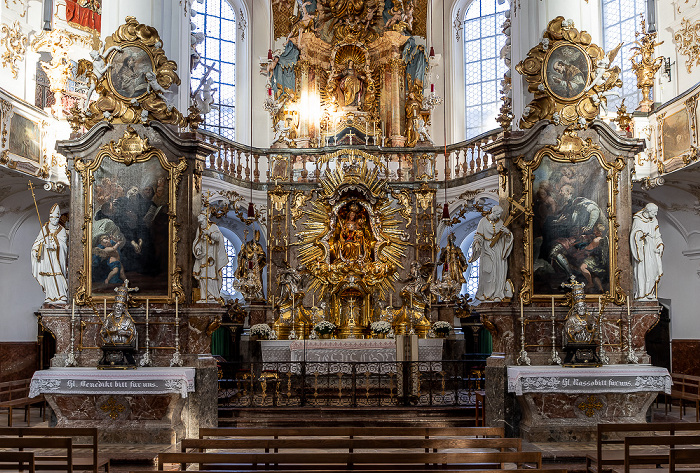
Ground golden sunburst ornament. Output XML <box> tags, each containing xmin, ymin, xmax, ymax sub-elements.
<box><xmin>297</xmin><ymin>162</ymin><xmax>409</xmax><ymax>300</ymax></box>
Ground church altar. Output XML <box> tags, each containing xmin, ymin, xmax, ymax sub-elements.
<box><xmin>260</xmin><ymin>338</ymin><xmax>444</xmax><ymax>373</ymax></box>
<box><xmin>507</xmin><ymin>365</ymin><xmax>671</xmax><ymax>441</ymax></box>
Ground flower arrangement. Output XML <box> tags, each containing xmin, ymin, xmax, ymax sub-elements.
<box><xmin>313</xmin><ymin>320</ymin><xmax>336</xmax><ymax>335</ymax></box>
<box><xmin>432</xmin><ymin>321</ymin><xmax>452</xmax><ymax>336</ymax></box>
<box><xmin>370</xmin><ymin>320</ymin><xmax>392</xmax><ymax>334</ymax></box>
<box><xmin>250</xmin><ymin>323</ymin><xmax>274</xmax><ymax>340</ymax></box>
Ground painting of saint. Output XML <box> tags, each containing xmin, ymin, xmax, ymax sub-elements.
<box><xmin>545</xmin><ymin>45</ymin><xmax>589</xmax><ymax>100</ymax></box>
<box><xmin>330</xmin><ymin>201</ymin><xmax>375</xmax><ymax>264</ymax></box>
<box><xmin>531</xmin><ymin>157</ymin><xmax>610</xmax><ymax>295</ymax></box>
<box><xmin>8</xmin><ymin>113</ymin><xmax>40</xmax><ymax>163</ymax></box>
<box><xmin>662</xmin><ymin>109</ymin><xmax>692</xmax><ymax>162</ymax></box>
<box><xmin>91</xmin><ymin>157</ymin><xmax>169</xmax><ymax>296</ymax></box>
<box><xmin>109</xmin><ymin>46</ymin><xmax>152</xmax><ymax>99</ymax></box>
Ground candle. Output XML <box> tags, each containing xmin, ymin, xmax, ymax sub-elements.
<box><xmin>390</xmin><ymin>294</ymin><xmax>392</xmax><ymax>307</ymax></box>
<box><xmin>71</xmin><ymin>299</ymin><xmax>75</xmax><ymax>321</ymax></box>
<box><xmin>520</xmin><ymin>298</ymin><xmax>523</xmax><ymax>319</ymax></box>
<box><xmin>551</xmin><ymin>296</ymin><xmax>554</xmax><ymax>317</ymax></box>
<box><xmin>145</xmin><ymin>298</ymin><xmax>149</xmax><ymax>323</ymax></box>
<box><xmin>312</xmin><ymin>294</ymin><xmax>315</xmax><ymax>307</ymax></box>
<box><xmin>175</xmin><ymin>296</ymin><xmax>178</xmax><ymax>320</ymax></box>
<box><xmin>627</xmin><ymin>294</ymin><xmax>631</xmax><ymax>316</ymax></box>
<box><xmin>599</xmin><ymin>295</ymin><xmax>602</xmax><ymax>313</ymax></box>
<box><xmin>104</xmin><ymin>298</ymin><xmax>107</xmax><ymax>318</ymax></box>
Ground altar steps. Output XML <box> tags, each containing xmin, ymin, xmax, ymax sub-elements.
<box><xmin>218</xmin><ymin>407</ymin><xmax>480</xmax><ymax>428</ymax></box>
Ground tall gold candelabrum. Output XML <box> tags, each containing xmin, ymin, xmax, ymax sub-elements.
<box><xmin>630</xmin><ymin>18</ymin><xmax>664</xmax><ymax>113</ymax></box>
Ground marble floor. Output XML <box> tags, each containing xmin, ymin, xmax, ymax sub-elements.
<box><xmin>2</xmin><ymin>399</ymin><xmax>696</xmax><ymax>473</ymax></box>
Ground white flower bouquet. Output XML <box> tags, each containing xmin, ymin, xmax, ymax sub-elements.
<box><xmin>370</xmin><ymin>320</ymin><xmax>392</xmax><ymax>334</ymax></box>
<box><xmin>432</xmin><ymin>321</ymin><xmax>452</xmax><ymax>336</ymax></box>
<box><xmin>313</xmin><ymin>320</ymin><xmax>336</xmax><ymax>335</ymax></box>
<box><xmin>250</xmin><ymin>323</ymin><xmax>274</xmax><ymax>339</ymax></box>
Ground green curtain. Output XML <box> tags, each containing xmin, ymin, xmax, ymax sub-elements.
<box><xmin>479</xmin><ymin>327</ymin><xmax>493</xmax><ymax>355</ymax></box>
<box><xmin>211</xmin><ymin>326</ymin><xmax>231</xmax><ymax>359</ymax></box>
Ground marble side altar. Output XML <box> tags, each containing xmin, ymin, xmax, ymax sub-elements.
<box><xmin>507</xmin><ymin>365</ymin><xmax>671</xmax><ymax>441</ymax></box>
<box><xmin>29</xmin><ymin>366</ymin><xmax>207</xmax><ymax>444</ymax></box>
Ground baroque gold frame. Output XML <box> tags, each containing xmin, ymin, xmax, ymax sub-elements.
<box><xmin>516</xmin><ymin>133</ymin><xmax>625</xmax><ymax>304</ymax></box>
<box><xmin>74</xmin><ymin>127</ymin><xmax>187</xmax><ymax>304</ymax></box>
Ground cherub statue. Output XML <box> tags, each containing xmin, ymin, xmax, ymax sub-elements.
<box><xmin>273</xmin><ymin>119</ymin><xmax>293</xmax><ymax>145</ymax></box>
<box><xmin>79</xmin><ymin>45</ymin><xmax>123</xmax><ymax>111</ymax></box>
<box><xmin>414</xmin><ymin>117</ymin><xmax>433</xmax><ymax>144</ymax></box>
<box><xmin>400</xmin><ymin>261</ymin><xmax>434</xmax><ymax>306</ymax></box>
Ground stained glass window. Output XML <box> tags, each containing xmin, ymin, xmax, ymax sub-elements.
<box><xmin>192</xmin><ymin>0</ymin><xmax>237</xmax><ymax>140</ymax></box>
<box><xmin>463</xmin><ymin>0</ymin><xmax>509</xmax><ymax>139</ymax></box>
<box><xmin>221</xmin><ymin>238</ymin><xmax>237</xmax><ymax>296</ymax></box>
<box><xmin>465</xmin><ymin>245</ymin><xmax>479</xmax><ymax>298</ymax></box>
<box><xmin>602</xmin><ymin>0</ymin><xmax>646</xmax><ymax>111</ymax></box>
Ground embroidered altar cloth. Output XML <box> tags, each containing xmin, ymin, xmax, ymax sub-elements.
<box><xmin>30</xmin><ymin>367</ymin><xmax>196</xmax><ymax>398</ymax></box>
<box><xmin>507</xmin><ymin>365</ymin><xmax>671</xmax><ymax>396</ymax></box>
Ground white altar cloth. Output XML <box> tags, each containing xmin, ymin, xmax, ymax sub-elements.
<box><xmin>507</xmin><ymin>365</ymin><xmax>671</xmax><ymax>396</ymax></box>
<box><xmin>30</xmin><ymin>367</ymin><xmax>196</xmax><ymax>398</ymax></box>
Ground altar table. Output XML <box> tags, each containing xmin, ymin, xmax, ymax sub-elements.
<box><xmin>30</xmin><ymin>367</ymin><xmax>196</xmax><ymax>398</ymax></box>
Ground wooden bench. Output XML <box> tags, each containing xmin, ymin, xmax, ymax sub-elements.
<box><xmin>624</xmin><ymin>434</ymin><xmax>700</xmax><ymax>472</ymax></box>
<box><xmin>0</xmin><ymin>427</ymin><xmax>109</xmax><ymax>473</ymax></box>
<box><xmin>669</xmin><ymin>373</ymin><xmax>700</xmax><ymax>421</ymax></box>
<box><xmin>586</xmin><ymin>422</ymin><xmax>700</xmax><ymax>473</ymax></box>
<box><xmin>0</xmin><ymin>451</ymin><xmax>35</xmax><ymax>473</ymax></box>
<box><xmin>199</xmin><ymin>426</ymin><xmax>506</xmax><ymax>439</ymax></box>
<box><xmin>670</xmin><ymin>447</ymin><xmax>700</xmax><ymax>472</ymax></box>
<box><xmin>135</xmin><ymin>470</ymin><xmax>565</xmax><ymax>473</ymax></box>
<box><xmin>0</xmin><ymin>379</ymin><xmax>45</xmax><ymax>427</ymax></box>
<box><xmin>0</xmin><ymin>436</ymin><xmax>72</xmax><ymax>472</ymax></box>
<box><xmin>157</xmin><ymin>450</ymin><xmax>543</xmax><ymax>470</ymax></box>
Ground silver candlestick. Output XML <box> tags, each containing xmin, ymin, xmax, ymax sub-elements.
<box><xmin>65</xmin><ymin>300</ymin><xmax>78</xmax><ymax>367</ymax></box>
<box><xmin>516</xmin><ymin>316</ymin><xmax>531</xmax><ymax>366</ymax></box>
<box><xmin>170</xmin><ymin>298</ymin><xmax>183</xmax><ymax>367</ymax></box>
<box><xmin>140</xmin><ymin>302</ymin><xmax>152</xmax><ymax>367</ymax></box>
<box><xmin>597</xmin><ymin>302</ymin><xmax>610</xmax><ymax>365</ymax></box>
<box><xmin>548</xmin><ymin>308</ymin><xmax>561</xmax><ymax>365</ymax></box>
<box><xmin>626</xmin><ymin>315</ymin><xmax>639</xmax><ymax>364</ymax></box>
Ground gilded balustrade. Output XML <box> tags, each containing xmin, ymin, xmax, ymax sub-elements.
<box><xmin>198</xmin><ymin>128</ymin><xmax>501</xmax><ymax>185</ymax></box>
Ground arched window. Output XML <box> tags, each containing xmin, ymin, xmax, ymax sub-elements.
<box><xmin>191</xmin><ymin>0</ymin><xmax>237</xmax><ymax>140</ymax></box>
<box><xmin>465</xmin><ymin>246</ymin><xmax>479</xmax><ymax>298</ymax></box>
<box><xmin>602</xmin><ymin>0</ymin><xmax>646</xmax><ymax>111</ymax></box>
<box><xmin>463</xmin><ymin>0</ymin><xmax>509</xmax><ymax>139</ymax></box>
<box><xmin>221</xmin><ymin>237</ymin><xmax>238</xmax><ymax>296</ymax></box>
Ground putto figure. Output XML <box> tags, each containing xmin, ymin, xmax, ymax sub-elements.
<box><xmin>468</xmin><ymin>206</ymin><xmax>513</xmax><ymax>302</ymax></box>
<box><xmin>630</xmin><ymin>203</ymin><xmax>664</xmax><ymax>300</ymax></box>
<box><xmin>31</xmin><ymin>204</ymin><xmax>68</xmax><ymax>305</ymax></box>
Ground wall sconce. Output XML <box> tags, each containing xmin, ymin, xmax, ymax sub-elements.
<box><xmin>661</xmin><ymin>57</ymin><xmax>673</xmax><ymax>83</ymax></box>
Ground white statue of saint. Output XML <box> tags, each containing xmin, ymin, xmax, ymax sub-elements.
<box><xmin>630</xmin><ymin>203</ymin><xmax>664</xmax><ymax>300</ymax></box>
<box><xmin>468</xmin><ymin>205</ymin><xmax>514</xmax><ymax>302</ymax></box>
<box><xmin>31</xmin><ymin>203</ymin><xmax>68</xmax><ymax>305</ymax></box>
<box><xmin>193</xmin><ymin>209</ymin><xmax>229</xmax><ymax>303</ymax></box>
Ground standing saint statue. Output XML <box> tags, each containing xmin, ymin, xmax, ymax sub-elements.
<box><xmin>193</xmin><ymin>209</ymin><xmax>229</xmax><ymax>303</ymax></box>
<box><xmin>31</xmin><ymin>204</ymin><xmax>68</xmax><ymax>305</ymax></box>
<box><xmin>468</xmin><ymin>206</ymin><xmax>514</xmax><ymax>302</ymax></box>
<box><xmin>630</xmin><ymin>203</ymin><xmax>664</xmax><ymax>300</ymax></box>
<box><xmin>433</xmin><ymin>233</ymin><xmax>467</xmax><ymax>302</ymax></box>
<box><xmin>234</xmin><ymin>229</ymin><xmax>267</xmax><ymax>300</ymax></box>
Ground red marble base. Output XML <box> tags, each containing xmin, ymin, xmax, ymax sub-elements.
<box><xmin>0</xmin><ymin>342</ymin><xmax>39</xmax><ymax>382</ymax></box>
<box><xmin>672</xmin><ymin>339</ymin><xmax>700</xmax><ymax>376</ymax></box>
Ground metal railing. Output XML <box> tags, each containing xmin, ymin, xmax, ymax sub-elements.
<box><xmin>217</xmin><ymin>360</ymin><xmax>485</xmax><ymax>408</ymax></box>
<box><xmin>199</xmin><ymin>129</ymin><xmax>502</xmax><ymax>185</ymax></box>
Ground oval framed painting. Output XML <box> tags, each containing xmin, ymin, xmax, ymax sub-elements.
<box><xmin>544</xmin><ymin>43</ymin><xmax>590</xmax><ymax>102</ymax></box>
<box><xmin>108</xmin><ymin>45</ymin><xmax>154</xmax><ymax>100</ymax></box>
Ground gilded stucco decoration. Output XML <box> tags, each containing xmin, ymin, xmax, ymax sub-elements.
<box><xmin>630</xmin><ymin>19</ymin><xmax>664</xmax><ymax>112</ymax></box>
<box><xmin>516</xmin><ymin>16</ymin><xmax>622</xmax><ymax>129</ymax></box>
<box><xmin>0</xmin><ymin>21</ymin><xmax>27</xmax><ymax>79</ymax></box>
<box><xmin>74</xmin><ymin>126</ymin><xmax>187</xmax><ymax>304</ymax></box>
<box><xmin>674</xmin><ymin>18</ymin><xmax>700</xmax><ymax>73</ymax></box>
<box><xmin>69</xmin><ymin>17</ymin><xmax>200</xmax><ymax>132</ymax></box>
<box><xmin>297</xmin><ymin>162</ymin><xmax>409</xmax><ymax>299</ymax></box>
<box><xmin>515</xmin><ymin>131</ymin><xmax>626</xmax><ymax>304</ymax></box>
<box><xmin>291</xmin><ymin>190</ymin><xmax>312</xmax><ymax>228</ymax></box>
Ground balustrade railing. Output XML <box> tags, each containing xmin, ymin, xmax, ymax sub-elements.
<box><xmin>217</xmin><ymin>360</ymin><xmax>484</xmax><ymax>408</ymax></box>
<box><xmin>199</xmin><ymin>129</ymin><xmax>502</xmax><ymax>185</ymax></box>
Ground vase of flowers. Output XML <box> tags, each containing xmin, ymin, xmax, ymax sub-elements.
<box><xmin>370</xmin><ymin>320</ymin><xmax>392</xmax><ymax>338</ymax></box>
<box><xmin>250</xmin><ymin>323</ymin><xmax>274</xmax><ymax>340</ymax></box>
<box><xmin>432</xmin><ymin>321</ymin><xmax>452</xmax><ymax>338</ymax></box>
<box><xmin>313</xmin><ymin>321</ymin><xmax>336</xmax><ymax>339</ymax></box>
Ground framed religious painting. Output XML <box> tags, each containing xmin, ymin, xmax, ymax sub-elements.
<box><xmin>517</xmin><ymin>134</ymin><xmax>625</xmax><ymax>303</ymax></box>
<box><xmin>74</xmin><ymin>127</ymin><xmax>186</xmax><ymax>302</ymax></box>
<box><xmin>107</xmin><ymin>45</ymin><xmax>153</xmax><ymax>100</ymax></box>
<box><xmin>7</xmin><ymin>111</ymin><xmax>41</xmax><ymax>163</ymax></box>
<box><xmin>658</xmin><ymin>95</ymin><xmax>698</xmax><ymax>173</ymax></box>
<box><xmin>543</xmin><ymin>43</ymin><xmax>591</xmax><ymax>102</ymax></box>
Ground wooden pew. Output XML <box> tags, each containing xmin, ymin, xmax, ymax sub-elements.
<box><xmin>199</xmin><ymin>426</ymin><xmax>506</xmax><ymax>439</ymax></box>
<box><xmin>136</xmin><ymin>470</ymin><xmax>566</xmax><ymax>473</ymax></box>
<box><xmin>0</xmin><ymin>379</ymin><xmax>45</xmax><ymax>427</ymax></box>
<box><xmin>0</xmin><ymin>451</ymin><xmax>35</xmax><ymax>473</ymax></box>
<box><xmin>670</xmin><ymin>373</ymin><xmax>700</xmax><ymax>421</ymax></box>
<box><xmin>670</xmin><ymin>447</ymin><xmax>700</xmax><ymax>472</ymax></box>
<box><xmin>624</xmin><ymin>435</ymin><xmax>700</xmax><ymax>473</ymax></box>
<box><xmin>0</xmin><ymin>436</ymin><xmax>72</xmax><ymax>472</ymax></box>
<box><xmin>0</xmin><ymin>427</ymin><xmax>109</xmax><ymax>473</ymax></box>
<box><xmin>585</xmin><ymin>422</ymin><xmax>700</xmax><ymax>473</ymax></box>
<box><xmin>157</xmin><ymin>451</ymin><xmax>543</xmax><ymax>470</ymax></box>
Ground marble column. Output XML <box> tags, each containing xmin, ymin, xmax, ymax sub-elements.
<box><xmin>389</xmin><ymin>58</ymin><xmax>406</xmax><ymax>147</ymax></box>
<box><xmin>297</xmin><ymin>60</ymin><xmax>311</xmax><ymax>148</ymax></box>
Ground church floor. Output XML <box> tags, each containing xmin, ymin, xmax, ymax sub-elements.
<box><xmin>4</xmin><ymin>400</ymin><xmax>696</xmax><ymax>473</ymax></box>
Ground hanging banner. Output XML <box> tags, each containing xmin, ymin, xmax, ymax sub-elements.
<box><xmin>65</xmin><ymin>0</ymin><xmax>102</xmax><ymax>35</ymax></box>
